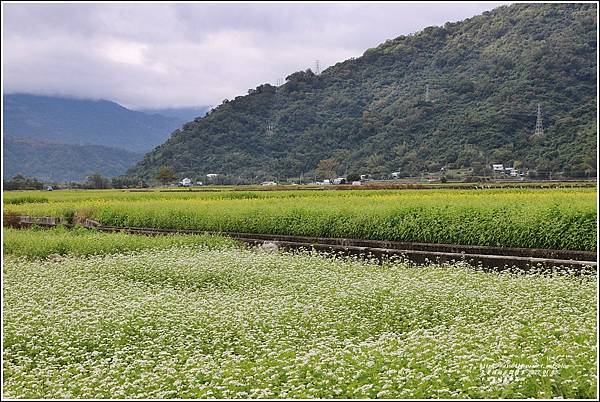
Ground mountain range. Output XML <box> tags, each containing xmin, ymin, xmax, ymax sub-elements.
<box><xmin>2</xmin><ymin>94</ymin><xmax>208</xmax><ymax>181</ymax></box>
<box><xmin>3</xmin><ymin>136</ymin><xmax>142</xmax><ymax>183</ymax></box>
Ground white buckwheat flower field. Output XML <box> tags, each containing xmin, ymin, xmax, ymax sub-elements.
<box><xmin>3</xmin><ymin>242</ymin><xmax>596</xmax><ymax>398</ymax></box>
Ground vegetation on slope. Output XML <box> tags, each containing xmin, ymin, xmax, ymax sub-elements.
<box><xmin>3</xmin><ymin>136</ymin><xmax>143</xmax><ymax>182</ymax></box>
<box><xmin>129</xmin><ymin>3</ymin><xmax>597</xmax><ymax>182</ymax></box>
<box><xmin>3</xmin><ymin>94</ymin><xmax>183</xmax><ymax>153</ymax></box>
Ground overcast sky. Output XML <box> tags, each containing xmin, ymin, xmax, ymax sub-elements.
<box><xmin>3</xmin><ymin>2</ymin><xmax>505</xmax><ymax>109</ymax></box>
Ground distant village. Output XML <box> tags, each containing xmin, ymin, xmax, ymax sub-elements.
<box><xmin>5</xmin><ymin>162</ymin><xmax>585</xmax><ymax>192</ymax></box>
<box><xmin>176</xmin><ymin>164</ymin><xmax>528</xmax><ymax>188</ymax></box>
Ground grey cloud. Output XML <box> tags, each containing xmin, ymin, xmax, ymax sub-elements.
<box><xmin>3</xmin><ymin>2</ymin><xmax>506</xmax><ymax>108</ymax></box>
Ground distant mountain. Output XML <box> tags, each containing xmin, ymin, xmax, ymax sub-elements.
<box><xmin>3</xmin><ymin>94</ymin><xmax>183</xmax><ymax>153</ymax></box>
<box><xmin>3</xmin><ymin>136</ymin><xmax>142</xmax><ymax>182</ymax></box>
<box><xmin>2</xmin><ymin>94</ymin><xmax>199</xmax><ymax>182</ymax></box>
<box><xmin>137</xmin><ymin>106</ymin><xmax>212</xmax><ymax>123</ymax></box>
<box><xmin>128</xmin><ymin>3</ymin><xmax>597</xmax><ymax>182</ymax></box>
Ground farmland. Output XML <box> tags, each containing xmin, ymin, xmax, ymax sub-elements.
<box><xmin>2</xmin><ymin>227</ymin><xmax>237</xmax><ymax>260</ymax></box>
<box><xmin>2</xmin><ymin>186</ymin><xmax>597</xmax><ymax>398</ymax></box>
<box><xmin>3</xmin><ymin>187</ymin><xmax>597</xmax><ymax>250</ymax></box>
<box><xmin>3</xmin><ymin>244</ymin><xmax>597</xmax><ymax>399</ymax></box>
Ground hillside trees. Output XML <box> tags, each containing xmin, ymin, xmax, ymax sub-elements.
<box><xmin>127</xmin><ymin>3</ymin><xmax>597</xmax><ymax>182</ymax></box>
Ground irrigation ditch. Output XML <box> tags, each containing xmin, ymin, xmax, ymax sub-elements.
<box><xmin>12</xmin><ymin>215</ymin><xmax>597</xmax><ymax>272</ymax></box>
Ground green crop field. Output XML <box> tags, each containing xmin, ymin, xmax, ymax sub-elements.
<box><xmin>4</xmin><ymin>187</ymin><xmax>597</xmax><ymax>250</ymax></box>
<box><xmin>3</xmin><ymin>244</ymin><xmax>596</xmax><ymax>399</ymax></box>
<box><xmin>2</xmin><ymin>227</ymin><xmax>237</xmax><ymax>259</ymax></box>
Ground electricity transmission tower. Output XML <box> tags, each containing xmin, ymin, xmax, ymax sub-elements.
<box><xmin>266</xmin><ymin>123</ymin><xmax>275</xmax><ymax>134</ymax></box>
<box><xmin>314</xmin><ymin>60</ymin><xmax>320</xmax><ymax>75</ymax></box>
<box><xmin>425</xmin><ymin>84</ymin><xmax>431</xmax><ymax>102</ymax></box>
<box><xmin>534</xmin><ymin>103</ymin><xmax>544</xmax><ymax>138</ymax></box>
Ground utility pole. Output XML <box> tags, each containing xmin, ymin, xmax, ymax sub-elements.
<box><xmin>534</xmin><ymin>103</ymin><xmax>544</xmax><ymax>138</ymax></box>
<box><xmin>483</xmin><ymin>156</ymin><xmax>487</xmax><ymax>181</ymax></box>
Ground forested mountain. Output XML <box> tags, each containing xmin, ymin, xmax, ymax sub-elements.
<box><xmin>2</xmin><ymin>94</ymin><xmax>199</xmax><ymax>182</ymax></box>
<box><xmin>3</xmin><ymin>136</ymin><xmax>142</xmax><ymax>182</ymax></box>
<box><xmin>129</xmin><ymin>3</ymin><xmax>597</xmax><ymax>182</ymax></box>
<box><xmin>3</xmin><ymin>94</ymin><xmax>184</xmax><ymax>153</ymax></box>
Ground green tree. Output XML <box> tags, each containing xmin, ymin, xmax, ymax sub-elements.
<box><xmin>346</xmin><ymin>173</ymin><xmax>361</xmax><ymax>182</ymax></box>
<box><xmin>85</xmin><ymin>173</ymin><xmax>111</xmax><ymax>189</ymax></box>
<box><xmin>315</xmin><ymin>158</ymin><xmax>340</xmax><ymax>179</ymax></box>
<box><xmin>367</xmin><ymin>153</ymin><xmax>386</xmax><ymax>177</ymax></box>
<box><xmin>155</xmin><ymin>166</ymin><xmax>177</xmax><ymax>185</ymax></box>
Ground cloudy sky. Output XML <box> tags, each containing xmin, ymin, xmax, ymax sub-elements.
<box><xmin>3</xmin><ymin>2</ymin><xmax>505</xmax><ymax>109</ymax></box>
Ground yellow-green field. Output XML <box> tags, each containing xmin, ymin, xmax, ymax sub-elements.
<box><xmin>2</xmin><ymin>227</ymin><xmax>237</xmax><ymax>259</ymax></box>
<box><xmin>4</xmin><ymin>187</ymin><xmax>597</xmax><ymax>250</ymax></box>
